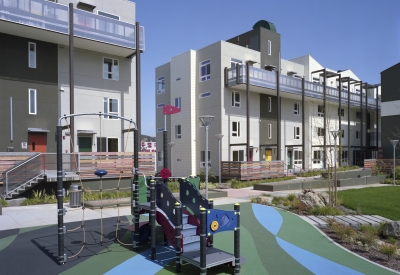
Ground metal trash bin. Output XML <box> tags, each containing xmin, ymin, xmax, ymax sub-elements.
<box><xmin>69</xmin><ymin>184</ymin><xmax>82</xmax><ymax>208</ymax></box>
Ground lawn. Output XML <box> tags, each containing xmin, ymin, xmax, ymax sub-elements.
<box><xmin>338</xmin><ymin>186</ymin><xmax>400</xmax><ymax>220</ymax></box>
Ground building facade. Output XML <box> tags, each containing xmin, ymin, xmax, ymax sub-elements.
<box><xmin>0</xmin><ymin>0</ymin><xmax>142</xmax><ymax>153</ymax></box>
<box><xmin>156</xmin><ymin>21</ymin><xmax>381</xmax><ymax>177</ymax></box>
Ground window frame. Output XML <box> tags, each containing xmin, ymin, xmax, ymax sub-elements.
<box><xmin>230</xmin><ymin>58</ymin><xmax>242</xmax><ymax>69</ymax></box>
<box><xmin>268</xmin><ymin>124</ymin><xmax>272</xmax><ymax>139</ymax></box>
<box><xmin>341</xmin><ymin>150</ymin><xmax>348</xmax><ymax>164</ymax></box>
<box><xmin>200</xmin><ymin>59</ymin><xmax>211</xmax><ymax>82</ymax></box>
<box><xmin>313</xmin><ymin>150</ymin><xmax>321</xmax><ymax>164</ymax></box>
<box><xmin>200</xmin><ymin>150</ymin><xmax>211</xmax><ymax>167</ymax></box>
<box><xmin>103</xmin><ymin>57</ymin><xmax>119</xmax><ymax>81</ymax></box>
<box><xmin>268</xmin><ymin>97</ymin><xmax>271</xmax><ymax>112</ymax></box>
<box><xmin>268</xmin><ymin>40</ymin><xmax>271</xmax><ymax>55</ymax></box>
<box><xmin>175</xmin><ymin>125</ymin><xmax>181</xmax><ymax>139</ymax></box>
<box><xmin>103</xmin><ymin>97</ymin><xmax>119</xmax><ymax>119</ymax></box>
<box><xmin>294</xmin><ymin>126</ymin><xmax>300</xmax><ymax>140</ymax></box>
<box><xmin>294</xmin><ymin>150</ymin><xmax>303</xmax><ymax>165</ymax></box>
<box><xmin>174</xmin><ymin>97</ymin><xmax>181</xmax><ymax>109</ymax></box>
<box><xmin>157</xmin><ymin>76</ymin><xmax>165</xmax><ymax>95</ymax></box>
<box><xmin>232</xmin><ymin>91</ymin><xmax>241</xmax><ymax>107</ymax></box>
<box><xmin>317</xmin><ymin>105</ymin><xmax>324</xmax><ymax>117</ymax></box>
<box><xmin>28</xmin><ymin>42</ymin><xmax>36</xmax><ymax>68</ymax></box>
<box><xmin>317</xmin><ymin>127</ymin><xmax>325</xmax><ymax>137</ymax></box>
<box><xmin>232</xmin><ymin>121</ymin><xmax>240</xmax><ymax>137</ymax></box>
<box><xmin>338</xmin><ymin>108</ymin><xmax>344</xmax><ymax>117</ymax></box>
<box><xmin>232</xmin><ymin>150</ymin><xmax>244</xmax><ymax>162</ymax></box>
<box><xmin>97</xmin><ymin>10</ymin><xmax>120</xmax><ymax>20</ymax></box>
<box><xmin>199</xmin><ymin>92</ymin><xmax>211</xmax><ymax>98</ymax></box>
<box><xmin>294</xmin><ymin>102</ymin><xmax>300</xmax><ymax>115</ymax></box>
<box><xmin>29</xmin><ymin>88</ymin><xmax>37</xmax><ymax>115</ymax></box>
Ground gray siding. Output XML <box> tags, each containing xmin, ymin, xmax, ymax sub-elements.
<box><xmin>381</xmin><ymin>63</ymin><xmax>400</xmax><ymax>103</ymax></box>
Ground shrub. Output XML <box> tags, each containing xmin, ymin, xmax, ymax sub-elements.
<box><xmin>311</xmin><ymin>206</ymin><xmax>343</xmax><ymax>216</ymax></box>
<box><xmin>250</xmin><ymin>196</ymin><xmax>263</xmax><ymax>204</ymax></box>
<box><xmin>379</xmin><ymin>243</ymin><xmax>397</xmax><ymax>260</ymax></box>
<box><xmin>359</xmin><ymin>224</ymin><xmax>380</xmax><ymax>237</ymax></box>
<box><xmin>199</xmin><ymin>169</ymin><xmax>216</xmax><ymax>183</ymax></box>
<box><xmin>331</xmin><ymin>222</ymin><xmax>357</xmax><ymax>240</ymax></box>
<box><xmin>387</xmin><ymin>236</ymin><xmax>397</xmax><ymax>245</ymax></box>
<box><xmin>272</xmin><ymin>196</ymin><xmax>285</xmax><ymax>205</ymax></box>
<box><xmin>357</xmin><ymin>231</ymin><xmax>377</xmax><ymax>246</ymax></box>
<box><xmin>0</xmin><ymin>198</ymin><xmax>9</xmax><ymax>207</ymax></box>
<box><xmin>287</xmin><ymin>193</ymin><xmax>296</xmax><ymax>202</ymax></box>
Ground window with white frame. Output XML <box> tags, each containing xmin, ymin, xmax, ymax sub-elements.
<box><xmin>268</xmin><ymin>124</ymin><xmax>272</xmax><ymax>139</ymax></box>
<box><xmin>313</xmin><ymin>150</ymin><xmax>321</xmax><ymax>164</ymax></box>
<box><xmin>341</xmin><ymin>150</ymin><xmax>348</xmax><ymax>164</ymax></box>
<box><xmin>294</xmin><ymin>126</ymin><xmax>300</xmax><ymax>140</ymax></box>
<box><xmin>157</xmin><ymin>76</ymin><xmax>165</xmax><ymax>95</ymax></box>
<box><xmin>29</xmin><ymin>89</ymin><xmax>37</xmax><ymax>114</ymax></box>
<box><xmin>175</xmin><ymin>125</ymin><xmax>181</xmax><ymax>139</ymax></box>
<box><xmin>268</xmin><ymin>97</ymin><xmax>271</xmax><ymax>112</ymax></box>
<box><xmin>28</xmin><ymin>42</ymin><xmax>36</xmax><ymax>68</ymax></box>
<box><xmin>200</xmin><ymin>59</ymin><xmax>211</xmax><ymax>81</ymax></box>
<box><xmin>317</xmin><ymin>127</ymin><xmax>325</xmax><ymax>137</ymax></box>
<box><xmin>103</xmin><ymin>58</ymin><xmax>119</xmax><ymax>80</ymax></box>
<box><xmin>317</xmin><ymin>105</ymin><xmax>324</xmax><ymax>117</ymax></box>
<box><xmin>294</xmin><ymin>150</ymin><xmax>302</xmax><ymax>165</ymax></box>
<box><xmin>174</xmin><ymin>97</ymin><xmax>181</xmax><ymax>109</ymax></box>
<box><xmin>233</xmin><ymin>150</ymin><xmax>244</xmax><ymax>161</ymax></box>
<box><xmin>103</xmin><ymin>98</ymin><xmax>119</xmax><ymax>119</ymax></box>
<box><xmin>199</xmin><ymin>92</ymin><xmax>211</xmax><ymax>98</ymax></box>
<box><xmin>338</xmin><ymin>108</ymin><xmax>344</xmax><ymax>117</ymax></box>
<box><xmin>268</xmin><ymin>40</ymin><xmax>271</xmax><ymax>55</ymax></box>
<box><xmin>232</xmin><ymin>91</ymin><xmax>240</xmax><ymax>107</ymax></box>
<box><xmin>294</xmin><ymin>102</ymin><xmax>300</xmax><ymax>115</ymax></box>
<box><xmin>200</xmin><ymin>151</ymin><xmax>211</xmax><ymax>167</ymax></box>
<box><xmin>231</xmin><ymin>58</ymin><xmax>242</xmax><ymax>69</ymax></box>
<box><xmin>232</xmin><ymin>121</ymin><xmax>240</xmax><ymax>137</ymax></box>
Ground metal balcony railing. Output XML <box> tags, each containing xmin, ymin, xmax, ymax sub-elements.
<box><xmin>227</xmin><ymin>65</ymin><xmax>380</xmax><ymax>111</ymax></box>
<box><xmin>0</xmin><ymin>0</ymin><xmax>144</xmax><ymax>51</ymax></box>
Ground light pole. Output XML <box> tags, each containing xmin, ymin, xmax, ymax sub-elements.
<box><xmin>168</xmin><ymin>142</ymin><xmax>175</xmax><ymax>176</ymax></box>
<box><xmin>199</xmin><ymin>115</ymin><xmax>214</xmax><ymax>199</ymax></box>
<box><xmin>215</xmin><ymin>134</ymin><xmax>224</xmax><ymax>188</ymax></box>
<box><xmin>331</xmin><ymin>130</ymin><xmax>341</xmax><ymax>206</ymax></box>
<box><xmin>390</xmin><ymin>140</ymin><xmax>399</xmax><ymax>186</ymax></box>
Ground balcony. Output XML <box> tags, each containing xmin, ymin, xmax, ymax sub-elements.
<box><xmin>227</xmin><ymin>65</ymin><xmax>380</xmax><ymax>111</ymax></box>
<box><xmin>0</xmin><ymin>0</ymin><xmax>144</xmax><ymax>57</ymax></box>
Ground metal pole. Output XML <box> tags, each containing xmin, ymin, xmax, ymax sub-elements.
<box><xmin>171</xmin><ymin>146</ymin><xmax>173</xmax><ymax>177</ymax></box>
<box><xmin>175</xmin><ymin>202</ymin><xmax>182</xmax><ymax>272</ymax></box>
<box><xmin>218</xmin><ymin>139</ymin><xmax>221</xmax><ymax>188</ymax></box>
<box><xmin>323</xmin><ymin>70</ymin><xmax>326</xmax><ymax>169</ymax></box>
<box><xmin>163</xmin><ymin>131</ymin><xmax>168</xmax><ymax>169</ymax></box>
<box><xmin>205</xmin><ymin>125</ymin><xmax>209</xmax><ymax>200</ymax></box>
<box><xmin>150</xmin><ymin>179</ymin><xmax>156</xmax><ymax>260</ymax></box>
<box><xmin>246</xmin><ymin>62</ymin><xmax>250</xmax><ymax>161</ymax></box>
<box><xmin>10</xmin><ymin>97</ymin><xmax>13</xmax><ymax>142</ymax></box>
<box><xmin>200</xmin><ymin>207</ymin><xmax>207</xmax><ymax>275</ymax></box>
<box><xmin>133</xmin><ymin>129</ymin><xmax>140</xmax><ymax>250</ymax></box>
<box><xmin>208</xmin><ymin>199</ymin><xmax>214</xmax><ymax>247</ymax></box>
<box><xmin>136</xmin><ymin>22</ymin><xmax>141</xmax><ymax>143</ymax></box>
<box><xmin>234</xmin><ymin>203</ymin><xmax>240</xmax><ymax>275</ymax></box>
<box><xmin>276</xmin><ymin>70</ymin><xmax>281</xmax><ymax>160</ymax></box>
<box><xmin>338</xmin><ymin>75</ymin><xmax>342</xmax><ymax>167</ymax></box>
<box><xmin>69</xmin><ymin>3</ymin><xmax>74</xmax><ymax>153</ymax></box>
<box><xmin>56</xmin><ymin>125</ymin><xmax>64</xmax><ymax>265</ymax></box>
<box><xmin>301</xmin><ymin>77</ymin><xmax>305</xmax><ymax>170</ymax></box>
<box><xmin>334</xmin><ymin>136</ymin><xmax>337</xmax><ymax>206</ymax></box>
<box><xmin>394</xmin><ymin>145</ymin><xmax>396</xmax><ymax>186</ymax></box>
<box><xmin>347</xmin><ymin>79</ymin><xmax>350</xmax><ymax>165</ymax></box>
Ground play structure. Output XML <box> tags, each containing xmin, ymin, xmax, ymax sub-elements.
<box><xmin>133</xmin><ymin>177</ymin><xmax>241</xmax><ymax>275</ymax></box>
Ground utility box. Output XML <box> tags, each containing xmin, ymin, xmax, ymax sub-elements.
<box><xmin>69</xmin><ymin>184</ymin><xmax>82</xmax><ymax>208</ymax></box>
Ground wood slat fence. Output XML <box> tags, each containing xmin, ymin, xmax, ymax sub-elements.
<box><xmin>221</xmin><ymin>160</ymin><xmax>284</xmax><ymax>181</ymax></box>
<box><xmin>364</xmin><ymin>159</ymin><xmax>400</xmax><ymax>175</ymax></box>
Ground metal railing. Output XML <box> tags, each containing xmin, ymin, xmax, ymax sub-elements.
<box><xmin>41</xmin><ymin>153</ymin><xmax>80</xmax><ymax>174</ymax></box>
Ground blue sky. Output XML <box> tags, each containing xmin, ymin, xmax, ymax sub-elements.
<box><xmin>133</xmin><ymin>0</ymin><xmax>400</xmax><ymax>136</ymax></box>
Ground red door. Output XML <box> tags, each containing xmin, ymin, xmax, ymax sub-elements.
<box><xmin>29</xmin><ymin>133</ymin><xmax>47</xmax><ymax>153</ymax></box>
<box><xmin>249</xmin><ymin>150</ymin><xmax>253</xmax><ymax>161</ymax></box>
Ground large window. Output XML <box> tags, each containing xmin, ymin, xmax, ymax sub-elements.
<box><xmin>28</xmin><ymin>42</ymin><xmax>36</xmax><ymax>68</ymax></box>
<box><xmin>317</xmin><ymin>105</ymin><xmax>324</xmax><ymax>117</ymax></box>
<box><xmin>294</xmin><ymin>127</ymin><xmax>300</xmax><ymax>140</ymax></box>
<box><xmin>175</xmin><ymin>125</ymin><xmax>181</xmax><ymax>139</ymax></box>
<box><xmin>29</xmin><ymin>89</ymin><xmax>37</xmax><ymax>114</ymax></box>
<box><xmin>294</xmin><ymin>150</ymin><xmax>303</xmax><ymax>165</ymax></box>
<box><xmin>232</xmin><ymin>121</ymin><xmax>240</xmax><ymax>137</ymax></box>
<box><xmin>268</xmin><ymin>124</ymin><xmax>272</xmax><ymax>139</ymax></box>
<box><xmin>232</xmin><ymin>91</ymin><xmax>240</xmax><ymax>107</ymax></box>
<box><xmin>294</xmin><ymin>102</ymin><xmax>300</xmax><ymax>115</ymax></box>
<box><xmin>200</xmin><ymin>151</ymin><xmax>211</xmax><ymax>167</ymax></box>
<box><xmin>317</xmin><ymin>127</ymin><xmax>325</xmax><ymax>137</ymax></box>
<box><xmin>157</xmin><ymin>76</ymin><xmax>165</xmax><ymax>95</ymax></box>
<box><xmin>200</xmin><ymin>60</ymin><xmax>211</xmax><ymax>82</ymax></box>
<box><xmin>104</xmin><ymin>98</ymin><xmax>119</xmax><ymax>119</ymax></box>
<box><xmin>233</xmin><ymin>150</ymin><xmax>244</xmax><ymax>161</ymax></box>
<box><xmin>103</xmin><ymin>58</ymin><xmax>119</xmax><ymax>80</ymax></box>
<box><xmin>174</xmin><ymin>97</ymin><xmax>181</xmax><ymax>109</ymax></box>
<box><xmin>97</xmin><ymin>137</ymin><xmax>118</xmax><ymax>152</ymax></box>
<box><xmin>313</xmin><ymin>150</ymin><xmax>321</xmax><ymax>164</ymax></box>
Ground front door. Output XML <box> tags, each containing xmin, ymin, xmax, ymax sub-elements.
<box><xmin>29</xmin><ymin>133</ymin><xmax>47</xmax><ymax>153</ymax></box>
<box><xmin>287</xmin><ymin>150</ymin><xmax>293</xmax><ymax>169</ymax></box>
<box><xmin>248</xmin><ymin>150</ymin><xmax>253</xmax><ymax>161</ymax></box>
<box><xmin>265</xmin><ymin>149</ymin><xmax>272</xmax><ymax>161</ymax></box>
<box><xmin>78</xmin><ymin>137</ymin><xmax>92</xmax><ymax>152</ymax></box>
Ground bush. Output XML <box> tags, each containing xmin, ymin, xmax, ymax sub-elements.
<box><xmin>331</xmin><ymin>222</ymin><xmax>357</xmax><ymax>240</ymax></box>
<box><xmin>229</xmin><ymin>176</ymin><xmax>296</xmax><ymax>189</ymax></box>
<box><xmin>379</xmin><ymin>243</ymin><xmax>398</xmax><ymax>260</ymax></box>
<box><xmin>357</xmin><ymin>231</ymin><xmax>376</xmax><ymax>246</ymax></box>
<box><xmin>359</xmin><ymin>224</ymin><xmax>381</xmax><ymax>237</ymax></box>
<box><xmin>199</xmin><ymin>169</ymin><xmax>216</xmax><ymax>183</ymax></box>
<box><xmin>0</xmin><ymin>198</ymin><xmax>9</xmax><ymax>207</ymax></box>
<box><xmin>287</xmin><ymin>193</ymin><xmax>296</xmax><ymax>202</ymax></box>
<box><xmin>311</xmin><ymin>206</ymin><xmax>343</xmax><ymax>216</ymax></box>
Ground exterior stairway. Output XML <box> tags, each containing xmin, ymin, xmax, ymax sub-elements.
<box><xmin>2</xmin><ymin>174</ymin><xmax>45</xmax><ymax>199</ymax></box>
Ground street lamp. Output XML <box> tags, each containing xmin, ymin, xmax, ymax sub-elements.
<box><xmin>215</xmin><ymin>134</ymin><xmax>224</xmax><ymax>188</ymax></box>
<box><xmin>168</xmin><ymin>142</ymin><xmax>175</xmax><ymax>176</ymax></box>
<box><xmin>331</xmin><ymin>130</ymin><xmax>341</xmax><ymax>206</ymax></box>
<box><xmin>199</xmin><ymin>115</ymin><xmax>214</xmax><ymax>199</ymax></box>
<box><xmin>390</xmin><ymin>140</ymin><xmax>399</xmax><ymax>186</ymax></box>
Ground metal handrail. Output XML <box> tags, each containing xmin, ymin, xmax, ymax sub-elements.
<box><xmin>2</xmin><ymin>153</ymin><xmax>41</xmax><ymax>177</ymax></box>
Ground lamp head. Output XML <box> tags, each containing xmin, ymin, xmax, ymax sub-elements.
<box><xmin>390</xmin><ymin>140</ymin><xmax>399</xmax><ymax>146</ymax></box>
<box><xmin>199</xmin><ymin>115</ymin><xmax>214</xmax><ymax>127</ymax></box>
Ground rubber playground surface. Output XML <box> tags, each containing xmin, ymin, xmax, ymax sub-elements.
<box><xmin>0</xmin><ymin>203</ymin><xmax>398</xmax><ymax>275</ymax></box>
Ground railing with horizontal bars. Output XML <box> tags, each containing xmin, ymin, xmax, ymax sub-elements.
<box><xmin>221</xmin><ymin>160</ymin><xmax>284</xmax><ymax>181</ymax></box>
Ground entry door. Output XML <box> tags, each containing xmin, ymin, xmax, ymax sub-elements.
<box><xmin>29</xmin><ymin>133</ymin><xmax>47</xmax><ymax>153</ymax></box>
<box><xmin>248</xmin><ymin>150</ymin><xmax>253</xmax><ymax>161</ymax></box>
<box><xmin>78</xmin><ymin>137</ymin><xmax>92</xmax><ymax>152</ymax></box>
<box><xmin>287</xmin><ymin>150</ymin><xmax>293</xmax><ymax>169</ymax></box>
<box><xmin>265</xmin><ymin>149</ymin><xmax>272</xmax><ymax>161</ymax></box>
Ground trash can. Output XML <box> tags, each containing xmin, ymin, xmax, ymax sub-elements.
<box><xmin>69</xmin><ymin>184</ymin><xmax>82</xmax><ymax>208</ymax></box>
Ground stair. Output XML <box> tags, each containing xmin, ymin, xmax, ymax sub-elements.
<box><xmin>181</xmin><ymin>213</ymin><xmax>200</xmax><ymax>252</ymax></box>
<box><xmin>3</xmin><ymin>174</ymin><xmax>44</xmax><ymax>199</ymax></box>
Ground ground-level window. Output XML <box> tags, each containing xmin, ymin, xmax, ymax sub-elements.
<box><xmin>294</xmin><ymin>150</ymin><xmax>302</xmax><ymax>165</ymax></box>
<box><xmin>97</xmin><ymin>137</ymin><xmax>118</xmax><ymax>152</ymax></box>
<box><xmin>341</xmin><ymin>150</ymin><xmax>348</xmax><ymax>164</ymax></box>
<box><xmin>318</xmin><ymin>105</ymin><xmax>324</xmax><ymax>117</ymax></box>
<box><xmin>313</xmin><ymin>150</ymin><xmax>321</xmax><ymax>164</ymax></box>
<box><xmin>233</xmin><ymin>150</ymin><xmax>244</xmax><ymax>162</ymax></box>
<box><xmin>29</xmin><ymin>42</ymin><xmax>36</xmax><ymax>68</ymax></box>
<box><xmin>200</xmin><ymin>151</ymin><xmax>211</xmax><ymax>167</ymax></box>
<box><xmin>268</xmin><ymin>124</ymin><xmax>272</xmax><ymax>139</ymax></box>
<box><xmin>338</xmin><ymin>108</ymin><xmax>344</xmax><ymax>117</ymax></box>
<box><xmin>268</xmin><ymin>97</ymin><xmax>271</xmax><ymax>112</ymax></box>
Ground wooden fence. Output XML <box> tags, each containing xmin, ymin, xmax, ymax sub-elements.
<box><xmin>221</xmin><ymin>160</ymin><xmax>284</xmax><ymax>181</ymax></box>
<box><xmin>364</xmin><ymin>159</ymin><xmax>400</xmax><ymax>175</ymax></box>
<box><xmin>79</xmin><ymin>152</ymin><xmax>156</xmax><ymax>179</ymax></box>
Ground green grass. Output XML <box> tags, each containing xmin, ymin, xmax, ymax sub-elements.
<box><xmin>338</xmin><ymin>186</ymin><xmax>400</xmax><ymax>220</ymax></box>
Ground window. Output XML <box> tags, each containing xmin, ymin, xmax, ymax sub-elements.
<box><xmin>232</xmin><ymin>91</ymin><xmax>240</xmax><ymax>107</ymax></box>
<box><xmin>157</xmin><ymin>76</ymin><xmax>165</xmax><ymax>95</ymax></box>
<box><xmin>268</xmin><ymin>97</ymin><xmax>271</xmax><ymax>112</ymax></box>
<box><xmin>157</xmin><ymin>128</ymin><xmax>165</xmax><ymax>132</ymax></box>
<box><xmin>356</xmin><ymin>131</ymin><xmax>359</xmax><ymax>139</ymax></box>
<box><xmin>356</xmin><ymin>112</ymin><xmax>361</xmax><ymax>119</ymax></box>
<box><xmin>294</xmin><ymin>102</ymin><xmax>300</xmax><ymax>115</ymax></box>
<box><xmin>231</xmin><ymin>58</ymin><xmax>242</xmax><ymax>69</ymax></box>
<box><xmin>313</xmin><ymin>150</ymin><xmax>321</xmax><ymax>164</ymax></box>
<box><xmin>294</xmin><ymin>150</ymin><xmax>303</xmax><ymax>165</ymax></box>
<box><xmin>157</xmin><ymin>151</ymin><xmax>163</xmax><ymax>163</ymax></box>
<box><xmin>317</xmin><ymin>128</ymin><xmax>325</xmax><ymax>137</ymax></box>
<box><xmin>341</xmin><ymin>130</ymin><xmax>344</xmax><ymax>138</ymax></box>
<box><xmin>28</xmin><ymin>42</ymin><xmax>36</xmax><ymax>68</ymax></box>
<box><xmin>103</xmin><ymin>98</ymin><xmax>119</xmax><ymax>119</ymax></box>
<box><xmin>175</xmin><ymin>125</ymin><xmax>181</xmax><ymax>139</ymax></box>
<box><xmin>199</xmin><ymin>92</ymin><xmax>211</xmax><ymax>98</ymax></box>
<box><xmin>200</xmin><ymin>60</ymin><xmax>211</xmax><ymax>81</ymax></box>
<box><xmin>249</xmin><ymin>35</ymin><xmax>259</xmax><ymax>51</ymax></box>
<box><xmin>77</xmin><ymin>2</ymin><xmax>95</xmax><ymax>12</ymax></box>
<box><xmin>200</xmin><ymin>151</ymin><xmax>211</xmax><ymax>167</ymax></box>
<box><xmin>318</xmin><ymin>105</ymin><xmax>324</xmax><ymax>117</ymax></box>
<box><xmin>338</xmin><ymin>108</ymin><xmax>344</xmax><ymax>117</ymax></box>
<box><xmin>97</xmin><ymin>11</ymin><xmax>120</xmax><ymax>20</ymax></box>
<box><xmin>294</xmin><ymin>127</ymin><xmax>300</xmax><ymax>140</ymax></box>
<box><xmin>268</xmin><ymin>124</ymin><xmax>272</xmax><ymax>139</ymax></box>
<box><xmin>174</xmin><ymin>97</ymin><xmax>181</xmax><ymax>109</ymax></box>
<box><xmin>268</xmin><ymin>40</ymin><xmax>271</xmax><ymax>55</ymax></box>
<box><xmin>29</xmin><ymin>89</ymin><xmax>37</xmax><ymax>114</ymax></box>
<box><xmin>103</xmin><ymin>58</ymin><xmax>119</xmax><ymax>80</ymax></box>
<box><xmin>232</xmin><ymin>122</ymin><xmax>240</xmax><ymax>137</ymax></box>
<box><xmin>157</xmin><ymin>103</ymin><xmax>164</xmax><ymax>108</ymax></box>
<box><xmin>233</xmin><ymin>150</ymin><xmax>244</xmax><ymax>161</ymax></box>
<box><xmin>341</xmin><ymin>150</ymin><xmax>348</xmax><ymax>164</ymax></box>
<box><xmin>97</xmin><ymin>137</ymin><xmax>118</xmax><ymax>152</ymax></box>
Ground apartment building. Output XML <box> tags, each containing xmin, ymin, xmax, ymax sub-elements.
<box><xmin>0</xmin><ymin>0</ymin><xmax>143</xmax><ymax>153</ymax></box>
<box><xmin>155</xmin><ymin>20</ymin><xmax>381</xmax><ymax>176</ymax></box>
